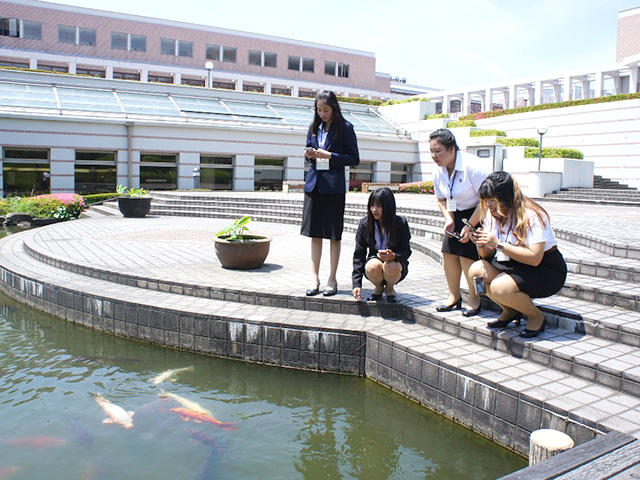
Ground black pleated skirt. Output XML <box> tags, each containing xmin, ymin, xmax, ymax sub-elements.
<box><xmin>441</xmin><ymin>207</ymin><xmax>480</xmax><ymax>261</ymax></box>
<box><xmin>300</xmin><ymin>190</ymin><xmax>346</xmax><ymax>240</ymax></box>
<box><xmin>490</xmin><ymin>248</ymin><xmax>567</xmax><ymax>298</ymax></box>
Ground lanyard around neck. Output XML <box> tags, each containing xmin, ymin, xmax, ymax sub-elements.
<box><xmin>448</xmin><ymin>170</ymin><xmax>457</xmax><ymax>199</ymax></box>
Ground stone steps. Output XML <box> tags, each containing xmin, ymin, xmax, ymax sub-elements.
<box><xmin>1</xmin><ymin>219</ymin><xmax>640</xmax><ymax>456</ymax></box>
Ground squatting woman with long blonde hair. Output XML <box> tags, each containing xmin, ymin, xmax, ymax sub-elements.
<box><xmin>469</xmin><ymin>172</ymin><xmax>567</xmax><ymax>338</ymax></box>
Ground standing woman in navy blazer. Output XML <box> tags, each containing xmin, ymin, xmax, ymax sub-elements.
<box><xmin>301</xmin><ymin>90</ymin><xmax>360</xmax><ymax>296</ymax></box>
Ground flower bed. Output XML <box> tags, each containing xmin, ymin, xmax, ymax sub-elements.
<box><xmin>0</xmin><ymin>193</ymin><xmax>86</xmax><ymax>220</ymax></box>
<box><xmin>398</xmin><ymin>181</ymin><xmax>434</xmax><ymax>194</ymax></box>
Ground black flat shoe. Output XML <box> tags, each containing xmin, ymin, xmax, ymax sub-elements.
<box><xmin>306</xmin><ymin>286</ymin><xmax>320</xmax><ymax>296</ymax></box>
<box><xmin>488</xmin><ymin>314</ymin><xmax>522</xmax><ymax>329</ymax></box>
<box><xmin>386</xmin><ymin>295</ymin><xmax>398</xmax><ymax>304</ymax></box>
<box><xmin>462</xmin><ymin>305</ymin><xmax>482</xmax><ymax>317</ymax></box>
<box><xmin>323</xmin><ymin>285</ymin><xmax>338</xmax><ymax>297</ymax></box>
<box><xmin>366</xmin><ymin>293</ymin><xmax>382</xmax><ymax>301</ymax></box>
<box><xmin>436</xmin><ymin>299</ymin><xmax>462</xmax><ymax>312</ymax></box>
<box><xmin>519</xmin><ymin>319</ymin><xmax>546</xmax><ymax>338</ymax></box>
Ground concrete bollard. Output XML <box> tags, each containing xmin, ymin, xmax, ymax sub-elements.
<box><xmin>529</xmin><ymin>429</ymin><xmax>574</xmax><ymax>466</ymax></box>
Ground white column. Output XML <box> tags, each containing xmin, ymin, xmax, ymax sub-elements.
<box><xmin>140</xmin><ymin>69</ymin><xmax>148</xmax><ymax>83</ymax></box>
<box><xmin>173</xmin><ymin>73</ymin><xmax>181</xmax><ymax>85</ymax></box>
<box><xmin>443</xmin><ymin>95</ymin><xmax>450</xmax><ymax>114</ymax></box>
<box><xmin>236</xmin><ymin>79</ymin><xmax>243</xmax><ymax>92</ymax></box>
<box><xmin>177</xmin><ymin>152</ymin><xmax>199</xmax><ymax>190</ymax></box>
<box><xmin>535</xmin><ymin>81</ymin><xmax>544</xmax><ymax>105</ymax></box>
<box><xmin>29</xmin><ymin>58</ymin><xmax>38</xmax><ymax>70</ymax></box>
<box><xmin>563</xmin><ymin>76</ymin><xmax>572</xmax><ymax>101</ymax></box>
<box><xmin>508</xmin><ymin>85</ymin><xmax>517</xmax><ymax>109</ymax></box>
<box><xmin>612</xmin><ymin>74</ymin><xmax>621</xmax><ymax>94</ymax></box>
<box><xmin>373</xmin><ymin>161</ymin><xmax>391</xmax><ymax>183</ymax></box>
<box><xmin>292</xmin><ymin>86</ymin><xmax>300</xmax><ymax>97</ymax></box>
<box><xmin>595</xmin><ymin>71</ymin><xmax>604</xmax><ymax>97</ymax></box>
<box><xmin>49</xmin><ymin>148</ymin><xmax>75</xmax><ymax>194</ymax></box>
<box><xmin>285</xmin><ymin>156</ymin><xmax>304</xmax><ymax>182</ymax></box>
<box><xmin>581</xmin><ymin>79</ymin><xmax>591</xmax><ymax>99</ymax></box>
<box><xmin>462</xmin><ymin>92</ymin><xmax>469</xmax><ymax>115</ymax></box>
<box><xmin>630</xmin><ymin>66</ymin><xmax>639</xmax><ymax>94</ymax></box>
<box><xmin>485</xmin><ymin>88</ymin><xmax>492</xmax><ymax>111</ymax></box>
<box><xmin>105</xmin><ymin>65</ymin><xmax>114</xmax><ymax>80</ymax></box>
<box><xmin>264</xmin><ymin>83</ymin><xmax>272</xmax><ymax>95</ymax></box>
<box><xmin>68</xmin><ymin>61</ymin><xmax>76</xmax><ymax>75</ymax></box>
<box><xmin>234</xmin><ymin>154</ymin><xmax>254</xmax><ymax>191</ymax></box>
<box><xmin>116</xmin><ymin>150</ymin><xmax>131</xmax><ymax>188</ymax></box>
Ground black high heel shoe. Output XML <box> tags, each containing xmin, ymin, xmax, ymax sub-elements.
<box><xmin>462</xmin><ymin>304</ymin><xmax>482</xmax><ymax>317</ymax></box>
<box><xmin>366</xmin><ymin>293</ymin><xmax>382</xmax><ymax>301</ymax></box>
<box><xmin>519</xmin><ymin>319</ymin><xmax>546</xmax><ymax>338</ymax></box>
<box><xmin>306</xmin><ymin>284</ymin><xmax>320</xmax><ymax>296</ymax></box>
<box><xmin>487</xmin><ymin>313</ymin><xmax>522</xmax><ymax>329</ymax></box>
<box><xmin>436</xmin><ymin>298</ymin><xmax>462</xmax><ymax>312</ymax></box>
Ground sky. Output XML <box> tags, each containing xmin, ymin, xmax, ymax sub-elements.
<box><xmin>48</xmin><ymin>0</ymin><xmax>640</xmax><ymax>90</ymax></box>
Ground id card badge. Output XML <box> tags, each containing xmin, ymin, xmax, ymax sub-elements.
<box><xmin>496</xmin><ymin>251</ymin><xmax>509</xmax><ymax>262</ymax></box>
<box><xmin>446</xmin><ymin>199</ymin><xmax>457</xmax><ymax>212</ymax></box>
<box><xmin>316</xmin><ymin>158</ymin><xmax>329</xmax><ymax>171</ymax></box>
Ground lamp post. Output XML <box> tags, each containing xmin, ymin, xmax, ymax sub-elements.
<box><xmin>537</xmin><ymin>127</ymin><xmax>548</xmax><ymax>171</ymax></box>
<box><xmin>205</xmin><ymin>61</ymin><xmax>213</xmax><ymax>88</ymax></box>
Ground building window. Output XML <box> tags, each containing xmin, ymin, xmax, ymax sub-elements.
<box><xmin>148</xmin><ymin>74</ymin><xmax>172</xmax><ymax>83</ymax></box>
<box><xmin>160</xmin><ymin>38</ymin><xmax>175</xmax><ymax>55</ymax></box>
<box><xmin>177</xmin><ymin>40</ymin><xmax>193</xmax><ymax>58</ymax></box>
<box><xmin>243</xmin><ymin>84</ymin><xmax>264</xmax><ymax>93</ymax></box>
<box><xmin>349</xmin><ymin>162</ymin><xmax>372</xmax><ymax>191</ymax></box>
<box><xmin>272</xmin><ymin>87</ymin><xmax>291</xmax><ymax>96</ymax></box>
<box><xmin>0</xmin><ymin>60</ymin><xmax>28</xmax><ymax>68</ymax></box>
<box><xmin>248</xmin><ymin>50</ymin><xmax>277</xmax><ymax>68</ymax></box>
<box><xmin>212</xmin><ymin>81</ymin><xmax>234</xmax><ymax>90</ymax></box>
<box><xmin>299</xmin><ymin>90</ymin><xmax>316</xmax><ymax>98</ymax></box>
<box><xmin>39</xmin><ymin>64</ymin><xmax>68</xmax><ymax>73</ymax></box>
<box><xmin>76</xmin><ymin>67</ymin><xmax>105</xmax><ymax>78</ymax></box>
<box><xmin>130</xmin><ymin>34</ymin><xmax>146</xmax><ymax>52</ymax></box>
<box><xmin>140</xmin><ymin>154</ymin><xmax>177</xmax><ymax>190</ymax></box>
<box><xmin>0</xmin><ymin>18</ymin><xmax>18</xmax><ymax>37</ymax></box>
<box><xmin>206</xmin><ymin>45</ymin><xmax>236</xmax><ymax>63</ymax></box>
<box><xmin>23</xmin><ymin>20</ymin><xmax>42</xmax><ymax>40</ymax></box>
<box><xmin>288</xmin><ymin>56</ymin><xmax>314</xmax><ymax>73</ymax></box>
<box><xmin>58</xmin><ymin>25</ymin><xmax>76</xmax><ymax>44</ymax></box>
<box><xmin>181</xmin><ymin>77</ymin><xmax>205</xmax><ymax>87</ymax></box>
<box><xmin>254</xmin><ymin>158</ymin><xmax>284</xmax><ymax>191</ymax></box>
<box><xmin>390</xmin><ymin>164</ymin><xmax>411</xmax><ymax>184</ymax></box>
<box><xmin>113</xmin><ymin>71</ymin><xmax>140</xmax><ymax>81</ymax></box>
<box><xmin>75</xmin><ymin>151</ymin><xmax>116</xmax><ymax>194</ymax></box>
<box><xmin>78</xmin><ymin>27</ymin><xmax>96</xmax><ymax>46</ymax></box>
<box><xmin>2</xmin><ymin>149</ymin><xmax>50</xmax><ymax>195</ymax></box>
<box><xmin>325</xmin><ymin>61</ymin><xmax>349</xmax><ymax>78</ymax></box>
<box><xmin>111</xmin><ymin>32</ymin><xmax>127</xmax><ymax>50</ymax></box>
<box><xmin>200</xmin><ymin>156</ymin><xmax>233</xmax><ymax>190</ymax></box>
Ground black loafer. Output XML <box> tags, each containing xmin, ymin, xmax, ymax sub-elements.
<box><xmin>366</xmin><ymin>293</ymin><xmax>382</xmax><ymax>301</ymax></box>
<box><xmin>386</xmin><ymin>295</ymin><xmax>398</xmax><ymax>304</ymax></box>
<box><xmin>519</xmin><ymin>319</ymin><xmax>546</xmax><ymax>338</ymax></box>
<box><xmin>306</xmin><ymin>286</ymin><xmax>320</xmax><ymax>296</ymax></box>
<box><xmin>436</xmin><ymin>299</ymin><xmax>461</xmax><ymax>312</ymax></box>
<box><xmin>487</xmin><ymin>314</ymin><xmax>522</xmax><ymax>329</ymax></box>
<box><xmin>462</xmin><ymin>305</ymin><xmax>482</xmax><ymax>317</ymax></box>
<box><xmin>323</xmin><ymin>285</ymin><xmax>338</xmax><ymax>297</ymax></box>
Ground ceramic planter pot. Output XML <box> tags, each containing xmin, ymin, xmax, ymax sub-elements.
<box><xmin>214</xmin><ymin>235</ymin><xmax>271</xmax><ymax>269</ymax></box>
<box><xmin>117</xmin><ymin>197</ymin><xmax>153</xmax><ymax>218</ymax></box>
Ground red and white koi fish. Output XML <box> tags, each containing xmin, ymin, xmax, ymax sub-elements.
<box><xmin>5</xmin><ymin>437</ymin><xmax>66</xmax><ymax>449</ymax></box>
<box><xmin>170</xmin><ymin>408</ymin><xmax>237</xmax><ymax>431</ymax></box>
<box><xmin>152</xmin><ymin>366</ymin><xmax>194</xmax><ymax>386</ymax></box>
<box><xmin>95</xmin><ymin>394</ymin><xmax>135</xmax><ymax>429</ymax></box>
<box><xmin>159</xmin><ymin>391</ymin><xmax>212</xmax><ymax>416</ymax></box>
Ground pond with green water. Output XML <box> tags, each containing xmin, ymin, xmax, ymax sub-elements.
<box><xmin>0</xmin><ymin>291</ymin><xmax>526</xmax><ymax>479</ymax></box>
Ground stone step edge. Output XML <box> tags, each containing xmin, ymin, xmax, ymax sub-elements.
<box><xmin>20</xmin><ymin>230</ymin><xmax>640</xmax><ymax>395</ymax></box>
<box><xmin>0</xmin><ymin>247</ymin><xmax>629</xmax><ymax>458</ymax></box>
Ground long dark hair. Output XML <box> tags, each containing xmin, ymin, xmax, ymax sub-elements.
<box><xmin>478</xmin><ymin>171</ymin><xmax>550</xmax><ymax>246</ymax></box>
<box><xmin>428</xmin><ymin>128</ymin><xmax>459</xmax><ymax>151</ymax></box>
<box><xmin>311</xmin><ymin>90</ymin><xmax>344</xmax><ymax>135</ymax></box>
<box><xmin>366</xmin><ymin>187</ymin><xmax>397</xmax><ymax>247</ymax></box>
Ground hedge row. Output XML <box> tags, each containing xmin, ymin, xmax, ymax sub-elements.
<box><xmin>82</xmin><ymin>193</ymin><xmax>120</xmax><ymax>204</ymax></box>
<box><xmin>0</xmin><ymin>193</ymin><xmax>86</xmax><ymax>219</ymax></box>
<box><xmin>459</xmin><ymin>92</ymin><xmax>640</xmax><ymax>121</ymax></box>
<box><xmin>496</xmin><ymin>137</ymin><xmax>540</xmax><ymax>147</ymax></box>
<box><xmin>446</xmin><ymin>120</ymin><xmax>476</xmax><ymax>128</ymax></box>
<box><xmin>424</xmin><ymin>113</ymin><xmax>449</xmax><ymax>119</ymax></box>
<box><xmin>398</xmin><ymin>180</ymin><xmax>434</xmax><ymax>194</ymax></box>
<box><xmin>524</xmin><ymin>147</ymin><xmax>584</xmax><ymax>159</ymax></box>
<box><xmin>337</xmin><ymin>96</ymin><xmax>383</xmax><ymax>106</ymax></box>
<box><xmin>380</xmin><ymin>97</ymin><xmax>430</xmax><ymax>107</ymax></box>
<box><xmin>470</xmin><ymin>129</ymin><xmax>506</xmax><ymax>137</ymax></box>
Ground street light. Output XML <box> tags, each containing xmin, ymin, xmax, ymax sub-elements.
<box><xmin>537</xmin><ymin>127</ymin><xmax>548</xmax><ymax>171</ymax></box>
<box><xmin>205</xmin><ymin>61</ymin><xmax>214</xmax><ymax>88</ymax></box>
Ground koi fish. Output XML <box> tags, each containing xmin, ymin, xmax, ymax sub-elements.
<box><xmin>159</xmin><ymin>391</ymin><xmax>212</xmax><ymax>416</ymax></box>
<box><xmin>152</xmin><ymin>366</ymin><xmax>194</xmax><ymax>386</ymax></box>
<box><xmin>0</xmin><ymin>466</ymin><xmax>21</xmax><ymax>478</ymax></box>
<box><xmin>5</xmin><ymin>437</ymin><xmax>66</xmax><ymax>449</ymax></box>
<box><xmin>95</xmin><ymin>394</ymin><xmax>135</xmax><ymax>429</ymax></box>
<box><xmin>188</xmin><ymin>429</ymin><xmax>218</xmax><ymax>448</ymax></box>
<box><xmin>62</xmin><ymin>414</ymin><xmax>93</xmax><ymax>446</ymax></box>
<box><xmin>170</xmin><ymin>408</ymin><xmax>237</xmax><ymax>431</ymax></box>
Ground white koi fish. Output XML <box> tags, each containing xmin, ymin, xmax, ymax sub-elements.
<box><xmin>152</xmin><ymin>366</ymin><xmax>194</xmax><ymax>386</ymax></box>
<box><xmin>159</xmin><ymin>391</ymin><xmax>212</xmax><ymax>416</ymax></box>
<box><xmin>95</xmin><ymin>394</ymin><xmax>135</xmax><ymax>429</ymax></box>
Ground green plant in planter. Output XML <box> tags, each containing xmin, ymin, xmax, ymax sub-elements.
<box><xmin>216</xmin><ymin>215</ymin><xmax>252</xmax><ymax>241</ymax></box>
<box><xmin>116</xmin><ymin>184</ymin><xmax>148</xmax><ymax>198</ymax></box>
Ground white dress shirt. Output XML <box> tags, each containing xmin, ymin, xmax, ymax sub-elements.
<box><xmin>433</xmin><ymin>151</ymin><xmax>491</xmax><ymax>211</ymax></box>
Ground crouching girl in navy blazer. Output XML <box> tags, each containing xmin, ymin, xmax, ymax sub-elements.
<box><xmin>352</xmin><ymin>187</ymin><xmax>412</xmax><ymax>303</ymax></box>
<box><xmin>301</xmin><ymin>90</ymin><xmax>360</xmax><ymax>297</ymax></box>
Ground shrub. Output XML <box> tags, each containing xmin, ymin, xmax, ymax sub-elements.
<box><xmin>380</xmin><ymin>97</ymin><xmax>430</xmax><ymax>107</ymax></box>
<box><xmin>470</xmin><ymin>129</ymin><xmax>506</xmax><ymax>137</ymax></box>
<box><xmin>424</xmin><ymin>113</ymin><xmax>449</xmax><ymax>120</ymax></box>
<box><xmin>496</xmin><ymin>137</ymin><xmax>540</xmax><ymax>147</ymax></box>
<box><xmin>524</xmin><ymin>148</ymin><xmax>584</xmax><ymax>160</ymax></box>
<box><xmin>337</xmin><ymin>96</ymin><xmax>383</xmax><ymax>106</ymax></box>
<box><xmin>0</xmin><ymin>193</ymin><xmax>86</xmax><ymax>219</ymax></box>
<box><xmin>82</xmin><ymin>193</ymin><xmax>120</xmax><ymax>204</ymax></box>
<box><xmin>459</xmin><ymin>92</ymin><xmax>640</xmax><ymax>121</ymax></box>
<box><xmin>447</xmin><ymin>120</ymin><xmax>476</xmax><ymax>128</ymax></box>
<box><xmin>398</xmin><ymin>181</ymin><xmax>434</xmax><ymax>194</ymax></box>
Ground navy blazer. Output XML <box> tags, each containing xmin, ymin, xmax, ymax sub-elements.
<box><xmin>352</xmin><ymin>215</ymin><xmax>412</xmax><ymax>288</ymax></box>
<box><xmin>304</xmin><ymin>120</ymin><xmax>360</xmax><ymax>194</ymax></box>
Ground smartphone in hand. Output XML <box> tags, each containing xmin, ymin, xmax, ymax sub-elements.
<box><xmin>445</xmin><ymin>230</ymin><xmax>462</xmax><ymax>240</ymax></box>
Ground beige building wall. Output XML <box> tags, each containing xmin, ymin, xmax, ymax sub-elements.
<box><xmin>617</xmin><ymin>6</ymin><xmax>640</xmax><ymax>61</ymax></box>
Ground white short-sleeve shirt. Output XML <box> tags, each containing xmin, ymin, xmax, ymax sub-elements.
<box><xmin>433</xmin><ymin>151</ymin><xmax>491</xmax><ymax>211</ymax></box>
<box><xmin>484</xmin><ymin>209</ymin><xmax>558</xmax><ymax>251</ymax></box>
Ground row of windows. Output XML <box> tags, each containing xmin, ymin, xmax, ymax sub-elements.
<box><xmin>2</xmin><ymin>150</ymin><xmax>411</xmax><ymax>194</ymax></box>
<box><xmin>0</xmin><ymin>16</ymin><xmax>350</xmax><ymax>78</ymax></box>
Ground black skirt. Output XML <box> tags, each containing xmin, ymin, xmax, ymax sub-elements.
<box><xmin>300</xmin><ymin>190</ymin><xmax>346</xmax><ymax>240</ymax></box>
<box><xmin>441</xmin><ymin>207</ymin><xmax>480</xmax><ymax>261</ymax></box>
<box><xmin>490</xmin><ymin>248</ymin><xmax>567</xmax><ymax>298</ymax></box>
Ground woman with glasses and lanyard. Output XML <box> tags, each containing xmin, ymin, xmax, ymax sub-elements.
<box><xmin>301</xmin><ymin>90</ymin><xmax>360</xmax><ymax>297</ymax></box>
<box><xmin>430</xmin><ymin>128</ymin><xmax>490</xmax><ymax>317</ymax></box>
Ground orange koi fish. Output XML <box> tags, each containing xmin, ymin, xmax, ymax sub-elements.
<box><xmin>170</xmin><ymin>408</ymin><xmax>237</xmax><ymax>431</ymax></box>
<box><xmin>6</xmin><ymin>437</ymin><xmax>66</xmax><ymax>449</ymax></box>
